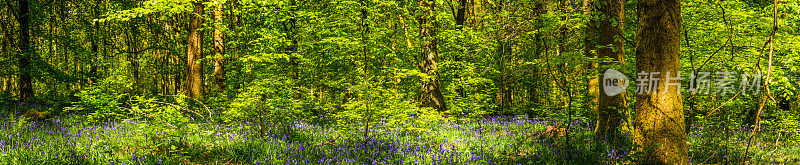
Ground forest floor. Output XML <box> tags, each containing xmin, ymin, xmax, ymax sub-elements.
<box><xmin>0</xmin><ymin>112</ymin><xmax>797</xmax><ymax>164</ymax></box>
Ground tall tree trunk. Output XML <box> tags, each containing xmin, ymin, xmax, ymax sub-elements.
<box><xmin>212</xmin><ymin>1</ymin><xmax>226</xmax><ymax>93</ymax></box>
<box><xmin>174</xmin><ymin>55</ymin><xmax>182</xmax><ymax>94</ymax></box>
<box><xmin>2</xmin><ymin>14</ymin><xmax>7</xmax><ymax>92</ymax></box>
<box><xmin>595</xmin><ymin>0</ymin><xmax>627</xmax><ymax>147</ymax></box>
<box><xmin>167</xmin><ymin>17</ymin><xmax>183</xmax><ymax>95</ymax></box>
<box><xmin>584</xmin><ymin>0</ymin><xmax>599</xmax><ymax>117</ymax></box>
<box><xmin>359</xmin><ymin>0</ymin><xmax>371</xmax><ymax>143</ymax></box>
<box><xmin>418</xmin><ymin>0</ymin><xmax>447</xmax><ymax>112</ymax></box>
<box><xmin>633</xmin><ymin>0</ymin><xmax>686</xmax><ymax>163</ymax></box>
<box><xmin>128</xmin><ymin>21</ymin><xmax>141</xmax><ymax>89</ymax></box>
<box><xmin>186</xmin><ymin>2</ymin><xmax>205</xmax><ymax>99</ymax></box>
<box><xmin>455</xmin><ymin>0</ymin><xmax>467</xmax><ymax>28</ymax></box>
<box><xmin>287</xmin><ymin>0</ymin><xmax>300</xmax><ymax>99</ymax></box>
<box><xmin>527</xmin><ymin>0</ymin><xmax>548</xmax><ymax>118</ymax></box>
<box><xmin>453</xmin><ymin>0</ymin><xmax>467</xmax><ymax>98</ymax></box>
<box><xmin>89</xmin><ymin>0</ymin><xmax>101</xmax><ymax>85</ymax></box>
<box><xmin>16</xmin><ymin>0</ymin><xmax>34</xmax><ymax>102</ymax></box>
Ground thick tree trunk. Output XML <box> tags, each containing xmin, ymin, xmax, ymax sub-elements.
<box><xmin>418</xmin><ymin>0</ymin><xmax>447</xmax><ymax>112</ymax></box>
<box><xmin>186</xmin><ymin>2</ymin><xmax>205</xmax><ymax>99</ymax></box>
<box><xmin>595</xmin><ymin>0</ymin><xmax>627</xmax><ymax>146</ymax></box>
<box><xmin>633</xmin><ymin>0</ymin><xmax>686</xmax><ymax>164</ymax></box>
<box><xmin>16</xmin><ymin>0</ymin><xmax>34</xmax><ymax>102</ymax></box>
<box><xmin>213</xmin><ymin>1</ymin><xmax>226</xmax><ymax>93</ymax></box>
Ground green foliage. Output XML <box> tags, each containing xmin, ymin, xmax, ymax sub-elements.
<box><xmin>98</xmin><ymin>0</ymin><xmax>197</xmax><ymax>22</ymax></box>
<box><xmin>129</xmin><ymin>96</ymin><xmax>203</xmax><ymax>155</ymax></box>
<box><xmin>0</xmin><ymin>91</ymin><xmax>14</xmax><ymax>108</ymax></box>
<box><xmin>442</xmin><ymin>67</ymin><xmax>495</xmax><ymax>119</ymax></box>
<box><xmin>65</xmin><ymin>75</ymin><xmax>131</xmax><ymax>123</ymax></box>
<box><xmin>3</xmin><ymin>0</ymin><xmax>800</xmax><ymax>163</ymax></box>
<box><xmin>226</xmin><ymin>76</ymin><xmax>304</xmax><ymax>134</ymax></box>
<box><xmin>336</xmin><ymin>82</ymin><xmax>442</xmax><ymax>135</ymax></box>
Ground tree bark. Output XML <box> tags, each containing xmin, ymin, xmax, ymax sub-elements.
<box><xmin>186</xmin><ymin>2</ymin><xmax>205</xmax><ymax>99</ymax></box>
<box><xmin>418</xmin><ymin>0</ymin><xmax>447</xmax><ymax>112</ymax></box>
<box><xmin>213</xmin><ymin>1</ymin><xmax>226</xmax><ymax>93</ymax></box>
<box><xmin>595</xmin><ymin>0</ymin><xmax>627</xmax><ymax>146</ymax></box>
<box><xmin>16</xmin><ymin>0</ymin><xmax>34</xmax><ymax>102</ymax></box>
<box><xmin>633</xmin><ymin>0</ymin><xmax>686</xmax><ymax>164</ymax></box>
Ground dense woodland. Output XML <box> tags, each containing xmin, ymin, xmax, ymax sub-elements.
<box><xmin>0</xmin><ymin>0</ymin><xmax>799</xmax><ymax>164</ymax></box>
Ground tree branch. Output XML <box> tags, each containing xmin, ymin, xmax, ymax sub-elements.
<box><xmin>744</xmin><ymin>0</ymin><xmax>779</xmax><ymax>160</ymax></box>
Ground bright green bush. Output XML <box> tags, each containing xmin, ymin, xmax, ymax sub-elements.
<box><xmin>65</xmin><ymin>75</ymin><xmax>131</xmax><ymax>122</ymax></box>
<box><xmin>225</xmin><ymin>76</ymin><xmax>304</xmax><ymax>135</ymax></box>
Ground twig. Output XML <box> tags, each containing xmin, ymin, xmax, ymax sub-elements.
<box><xmin>743</xmin><ymin>96</ymin><xmax>766</xmax><ymax>162</ymax></box>
<box><xmin>160</xmin><ymin>94</ymin><xmax>213</xmax><ymax>121</ymax></box>
<box><xmin>111</xmin><ymin>44</ymin><xmax>170</xmax><ymax>56</ymax></box>
<box><xmin>118</xmin><ymin>106</ymin><xmax>177</xmax><ymax>128</ymax></box>
<box><xmin>743</xmin><ymin>0</ymin><xmax>779</xmax><ymax>161</ymax></box>
<box><xmin>705</xmin><ymin>84</ymin><xmax>745</xmax><ymax>117</ymax></box>
<box><xmin>126</xmin><ymin>99</ymin><xmax>206</xmax><ymax>121</ymax></box>
<box><xmin>544</xmin><ymin>18</ymin><xmax>575</xmax><ymax>158</ymax></box>
<box><xmin>700</xmin><ymin>151</ymin><xmax>718</xmax><ymax>165</ymax></box>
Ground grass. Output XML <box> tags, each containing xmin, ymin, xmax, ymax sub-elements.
<box><xmin>0</xmin><ymin>110</ymin><xmax>797</xmax><ymax>164</ymax></box>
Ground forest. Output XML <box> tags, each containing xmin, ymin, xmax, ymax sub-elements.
<box><xmin>0</xmin><ymin>0</ymin><xmax>799</xmax><ymax>164</ymax></box>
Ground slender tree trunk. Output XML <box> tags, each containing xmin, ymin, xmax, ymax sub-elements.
<box><xmin>89</xmin><ymin>0</ymin><xmax>101</xmax><ymax>85</ymax></box>
<box><xmin>287</xmin><ymin>0</ymin><xmax>300</xmax><ymax>99</ymax></box>
<box><xmin>418</xmin><ymin>0</ymin><xmax>447</xmax><ymax>112</ymax></box>
<box><xmin>187</xmin><ymin>2</ymin><xmax>205</xmax><ymax>99</ymax></box>
<box><xmin>527</xmin><ymin>0</ymin><xmax>548</xmax><ymax>118</ymax></box>
<box><xmin>453</xmin><ymin>0</ymin><xmax>467</xmax><ymax>98</ymax></box>
<box><xmin>16</xmin><ymin>0</ymin><xmax>34</xmax><ymax>102</ymax></box>
<box><xmin>174</xmin><ymin>55</ymin><xmax>182</xmax><ymax>94</ymax></box>
<box><xmin>359</xmin><ymin>0</ymin><xmax>371</xmax><ymax>143</ymax></box>
<box><xmin>128</xmin><ymin>21</ymin><xmax>141</xmax><ymax>89</ymax></box>
<box><xmin>595</xmin><ymin>0</ymin><xmax>627</xmax><ymax>147</ymax></box>
<box><xmin>584</xmin><ymin>0</ymin><xmax>599</xmax><ymax>117</ymax></box>
<box><xmin>455</xmin><ymin>0</ymin><xmax>467</xmax><ymax>28</ymax></box>
<box><xmin>633</xmin><ymin>0</ymin><xmax>686</xmax><ymax>163</ymax></box>
<box><xmin>213</xmin><ymin>1</ymin><xmax>226</xmax><ymax>93</ymax></box>
<box><xmin>2</xmin><ymin>14</ymin><xmax>7</xmax><ymax>92</ymax></box>
<box><xmin>167</xmin><ymin>17</ymin><xmax>183</xmax><ymax>95</ymax></box>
